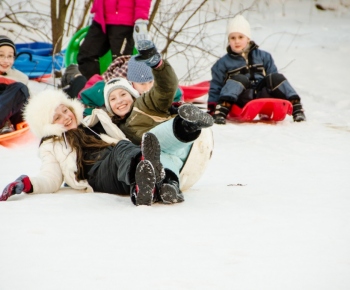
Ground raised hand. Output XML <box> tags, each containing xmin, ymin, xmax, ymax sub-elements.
<box><xmin>135</xmin><ymin>40</ymin><xmax>161</xmax><ymax>68</ymax></box>
<box><xmin>133</xmin><ymin>19</ymin><xmax>149</xmax><ymax>43</ymax></box>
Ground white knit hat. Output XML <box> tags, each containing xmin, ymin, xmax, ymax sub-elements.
<box><xmin>227</xmin><ymin>15</ymin><xmax>251</xmax><ymax>39</ymax></box>
<box><xmin>24</xmin><ymin>89</ymin><xmax>85</xmax><ymax>139</ymax></box>
<box><xmin>104</xmin><ymin>77</ymin><xmax>140</xmax><ymax>115</ymax></box>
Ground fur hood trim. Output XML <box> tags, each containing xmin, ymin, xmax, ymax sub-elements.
<box><xmin>24</xmin><ymin>89</ymin><xmax>85</xmax><ymax>139</ymax></box>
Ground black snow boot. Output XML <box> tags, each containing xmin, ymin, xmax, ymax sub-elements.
<box><xmin>134</xmin><ymin>160</ymin><xmax>156</xmax><ymax>206</ymax></box>
<box><xmin>141</xmin><ymin>132</ymin><xmax>165</xmax><ymax>184</ymax></box>
<box><xmin>159</xmin><ymin>180</ymin><xmax>184</xmax><ymax>204</ymax></box>
<box><xmin>178</xmin><ymin>103</ymin><xmax>214</xmax><ymax>132</ymax></box>
<box><xmin>158</xmin><ymin>170</ymin><xmax>184</xmax><ymax>204</ymax></box>
<box><xmin>291</xmin><ymin>100</ymin><xmax>306</xmax><ymax>122</ymax></box>
<box><xmin>60</xmin><ymin>64</ymin><xmax>87</xmax><ymax>99</ymax></box>
<box><xmin>213</xmin><ymin>101</ymin><xmax>232</xmax><ymax>125</ymax></box>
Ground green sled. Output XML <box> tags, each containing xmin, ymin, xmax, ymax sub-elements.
<box><xmin>64</xmin><ymin>26</ymin><xmax>137</xmax><ymax>74</ymax></box>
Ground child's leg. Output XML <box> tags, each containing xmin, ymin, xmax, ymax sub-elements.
<box><xmin>150</xmin><ymin>118</ymin><xmax>193</xmax><ymax>160</ymax></box>
<box><xmin>0</xmin><ymin>82</ymin><xmax>29</xmax><ymax>128</ymax></box>
<box><xmin>214</xmin><ymin>75</ymin><xmax>251</xmax><ymax>124</ymax></box>
<box><xmin>262</xmin><ymin>73</ymin><xmax>298</xmax><ymax>100</ymax></box>
<box><xmin>87</xmin><ymin>140</ymin><xmax>141</xmax><ymax>195</ymax></box>
<box><xmin>260</xmin><ymin>73</ymin><xmax>306</xmax><ymax>122</ymax></box>
<box><xmin>77</xmin><ymin>21</ymin><xmax>110</xmax><ymax>80</ymax></box>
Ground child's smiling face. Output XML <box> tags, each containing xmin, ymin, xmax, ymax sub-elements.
<box><xmin>109</xmin><ymin>88</ymin><xmax>134</xmax><ymax>119</ymax></box>
<box><xmin>0</xmin><ymin>45</ymin><xmax>15</xmax><ymax>73</ymax></box>
<box><xmin>228</xmin><ymin>32</ymin><xmax>250</xmax><ymax>53</ymax></box>
<box><xmin>52</xmin><ymin>104</ymin><xmax>78</xmax><ymax>131</ymax></box>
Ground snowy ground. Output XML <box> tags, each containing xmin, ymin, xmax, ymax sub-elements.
<box><xmin>1</xmin><ymin>1</ymin><xmax>350</xmax><ymax>289</ymax></box>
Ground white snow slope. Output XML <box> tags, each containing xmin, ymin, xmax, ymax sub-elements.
<box><xmin>1</xmin><ymin>1</ymin><xmax>350</xmax><ymax>289</ymax></box>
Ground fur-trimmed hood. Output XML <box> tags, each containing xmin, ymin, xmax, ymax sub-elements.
<box><xmin>24</xmin><ymin>89</ymin><xmax>85</xmax><ymax>139</ymax></box>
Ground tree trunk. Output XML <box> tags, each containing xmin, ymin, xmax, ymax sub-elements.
<box><xmin>50</xmin><ymin>0</ymin><xmax>70</xmax><ymax>54</ymax></box>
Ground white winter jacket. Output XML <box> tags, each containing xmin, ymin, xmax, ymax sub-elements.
<box><xmin>29</xmin><ymin>108</ymin><xmax>128</xmax><ymax>194</ymax></box>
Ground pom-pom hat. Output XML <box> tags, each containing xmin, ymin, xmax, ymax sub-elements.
<box><xmin>104</xmin><ymin>77</ymin><xmax>140</xmax><ymax>114</ymax></box>
<box><xmin>227</xmin><ymin>15</ymin><xmax>251</xmax><ymax>39</ymax></box>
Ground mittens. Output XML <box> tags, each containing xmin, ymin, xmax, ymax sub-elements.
<box><xmin>133</xmin><ymin>19</ymin><xmax>149</xmax><ymax>43</ymax></box>
<box><xmin>135</xmin><ymin>40</ymin><xmax>162</xmax><ymax>68</ymax></box>
<box><xmin>1</xmin><ymin>175</ymin><xmax>32</xmax><ymax>201</ymax></box>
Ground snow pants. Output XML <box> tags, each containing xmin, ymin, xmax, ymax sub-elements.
<box><xmin>150</xmin><ymin>118</ymin><xmax>193</xmax><ymax>179</ymax></box>
<box><xmin>87</xmin><ymin>140</ymin><xmax>141</xmax><ymax>195</ymax></box>
<box><xmin>220</xmin><ymin>73</ymin><xmax>299</xmax><ymax>108</ymax></box>
<box><xmin>0</xmin><ymin>82</ymin><xmax>30</xmax><ymax>128</ymax></box>
<box><xmin>77</xmin><ymin>20</ymin><xmax>134</xmax><ymax>80</ymax></box>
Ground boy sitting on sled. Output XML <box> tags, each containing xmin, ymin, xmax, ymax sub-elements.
<box><xmin>208</xmin><ymin>14</ymin><xmax>306</xmax><ymax>124</ymax></box>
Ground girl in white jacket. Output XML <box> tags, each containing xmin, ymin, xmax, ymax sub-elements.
<box><xmin>0</xmin><ymin>89</ymin><xmax>171</xmax><ymax>206</ymax></box>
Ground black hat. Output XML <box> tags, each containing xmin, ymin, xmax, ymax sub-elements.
<box><xmin>0</xmin><ymin>35</ymin><xmax>16</xmax><ymax>55</ymax></box>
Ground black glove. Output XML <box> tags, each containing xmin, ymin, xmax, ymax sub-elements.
<box><xmin>135</xmin><ymin>40</ymin><xmax>161</xmax><ymax>68</ymax></box>
<box><xmin>1</xmin><ymin>175</ymin><xmax>32</xmax><ymax>201</ymax></box>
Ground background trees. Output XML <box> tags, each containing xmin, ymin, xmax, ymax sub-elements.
<box><xmin>1</xmin><ymin>0</ymin><xmax>245</xmax><ymax>80</ymax></box>
<box><xmin>2</xmin><ymin>0</ymin><xmax>348</xmax><ymax>80</ymax></box>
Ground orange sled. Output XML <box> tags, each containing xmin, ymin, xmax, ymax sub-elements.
<box><xmin>0</xmin><ymin>122</ymin><xmax>31</xmax><ymax>144</ymax></box>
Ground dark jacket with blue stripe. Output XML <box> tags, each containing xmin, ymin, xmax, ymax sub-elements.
<box><xmin>208</xmin><ymin>42</ymin><xmax>278</xmax><ymax>103</ymax></box>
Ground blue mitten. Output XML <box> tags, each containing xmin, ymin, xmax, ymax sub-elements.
<box><xmin>135</xmin><ymin>40</ymin><xmax>161</xmax><ymax>68</ymax></box>
<box><xmin>1</xmin><ymin>175</ymin><xmax>32</xmax><ymax>201</ymax></box>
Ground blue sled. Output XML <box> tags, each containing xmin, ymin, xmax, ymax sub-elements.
<box><xmin>14</xmin><ymin>42</ymin><xmax>65</xmax><ymax>79</ymax></box>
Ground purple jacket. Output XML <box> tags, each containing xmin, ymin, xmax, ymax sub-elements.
<box><xmin>92</xmin><ymin>0</ymin><xmax>152</xmax><ymax>33</ymax></box>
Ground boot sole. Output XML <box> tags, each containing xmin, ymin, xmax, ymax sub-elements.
<box><xmin>178</xmin><ymin>104</ymin><xmax>214</xmax><ymax>128</ymax></box>
<box><xmin>135</xmin><ymin>160</ymin><xmax>156</xmax><ymax>206</ymax></box>
<box><xmin>141</xmin><ymin>132</ymin><xmax>165</xmax><ymax>184</ymax></box>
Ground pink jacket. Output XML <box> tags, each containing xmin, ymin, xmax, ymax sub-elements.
<box><xmin>92</xmin><ymin>0</ymin><xmax>152</xmax><ymax>33</ymax></box>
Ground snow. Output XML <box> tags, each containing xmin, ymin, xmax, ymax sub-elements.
<box><xmin>1</xmin><ymin>1</ymin><xmax>350</xmax><ymax>289</ymax></box>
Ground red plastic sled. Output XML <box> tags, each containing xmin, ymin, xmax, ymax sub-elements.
<box><xmin>227</xmin><ymin>98</ymin><xmax>293</xmax><ymax>122</ymax></box>
<box><xmin>180</xmin><ymin>81</ymin><xmax>210</xmax><ymax>101</ymax></box>
<box><xmin>0</xmin><ymin>122</ymin><xmax>31</xmax><ymax>144</ymax></box>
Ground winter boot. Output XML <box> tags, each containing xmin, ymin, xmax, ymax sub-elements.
<box><xmin>157</xmin><ymin>170</ymin><xmax>184</xmax><ymax>204</ymax></box>
<box><xmin>291</xmin><ymin>100</ymin><xmax>306</xmax><ymax>122</ymax></box>
<box><xmin>61</xmin><ymin>64</ymin><xmax>81</xmax><ymax>89</ymax></box>
<box><xmin>213</xmin><ymin>101</ymin><xmax>232</xmax><ymax>124</ymax></box>
<box><xmin>0</xmin><ymin>120</ymin><xmax>15</xmax><ymax>135</ymax></box>
<box><xmin>60</xmin><ymin>64</ymin><xmax>86</xmax><ymax>99</ymax></box>
<box><xmin>178</xmin><ymin>103</ymin><xmax>214</xmax><ymax>132</ymax></box>
<box><xmin>141</xmin><ymin>132</ymin><xmax>165</xmax><ymax>184</ymax></box>
<box><xmin>134</xmin><ymin>160</ymin><xmax>156</xmax><ymax>206</ymax></box>
<box><xmin>159</xmin><ymin>180</ymin><xmax>184</xmax><ymax>204</ymax></box>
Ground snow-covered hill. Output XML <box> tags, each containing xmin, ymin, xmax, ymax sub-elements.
<box><xmin>1</xmin><ymin>1</ymin><xmax>350</xmax><ymax>289</ymax></box>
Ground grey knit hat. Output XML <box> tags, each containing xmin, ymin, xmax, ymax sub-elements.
<box><xmin>0</xmin><ymin>35</ymin><xmax>16</xmax><ymax>55</ymax></box>
<box><xmin>127</xmin><ymin>56</ymin><xmax>153</xmax><ymax>83</ymax></box>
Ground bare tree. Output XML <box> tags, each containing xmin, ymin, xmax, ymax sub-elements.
<box><xmin>149</xmin><ymin>0</ymin><xmax>257</xmax><ymax>81</ymax></box>
<box><xmin>0</xmin><ymin>0</ymin><xmax>257</xmax><ymax>81</ymax></box>
<box><xmin>0</xmin><ymin>0</ymin><xmax>93</xmax><ymax>53</ymax></box>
